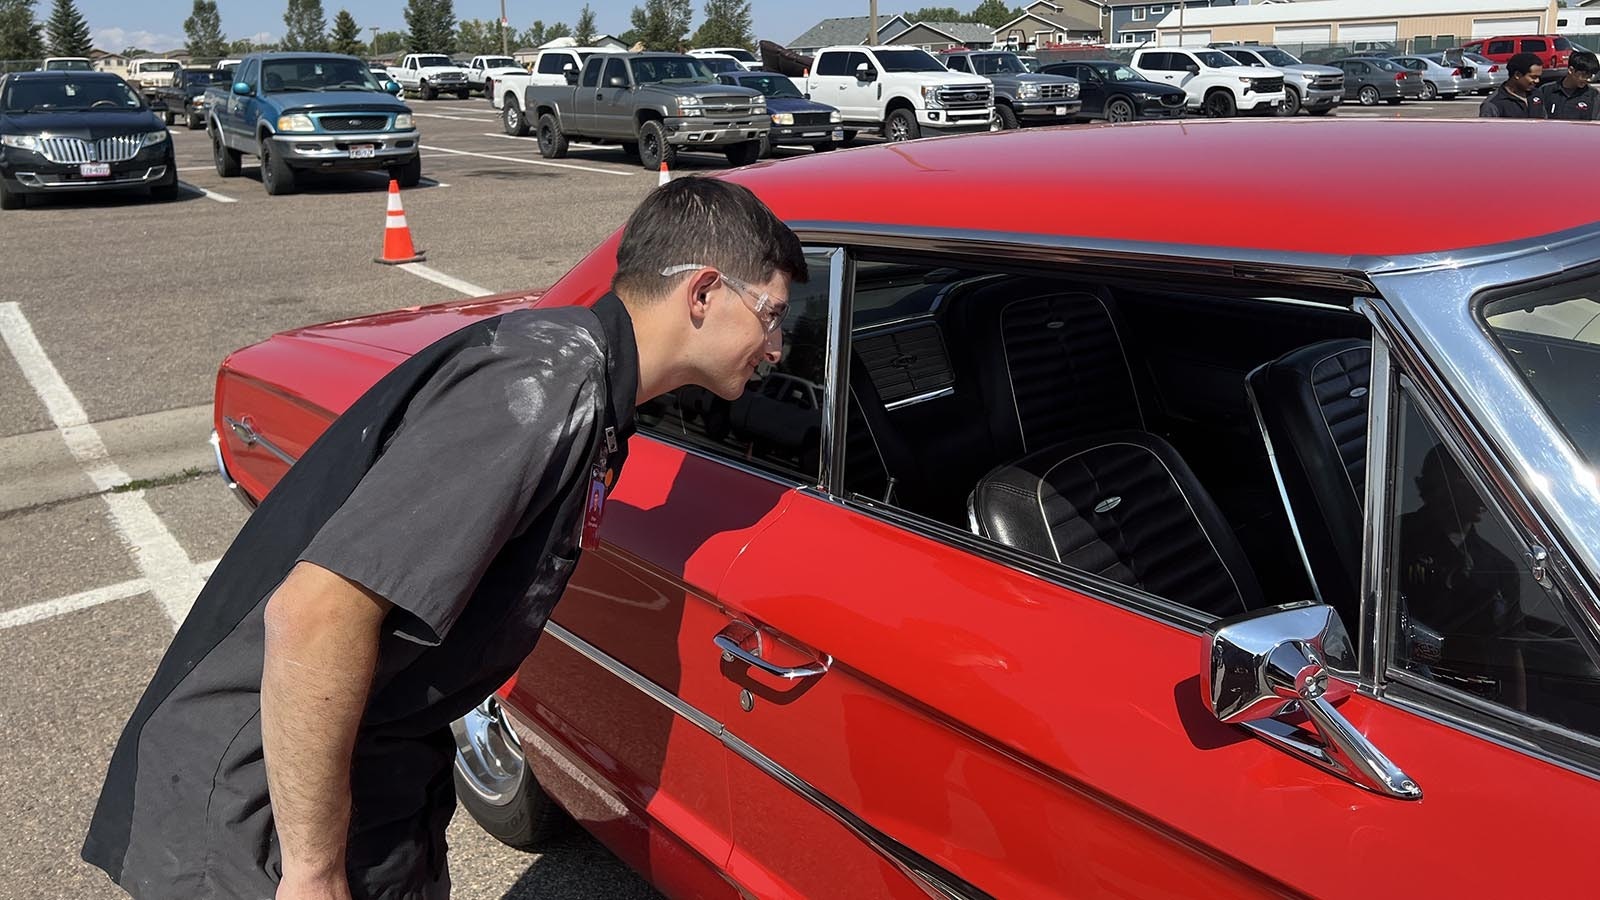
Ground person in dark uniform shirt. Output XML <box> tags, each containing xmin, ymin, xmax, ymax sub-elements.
<box><xmin>81</xmin><ymin>177</ymin><xmax>807</xmax><ymax>900</ymax></box>
<box><xmin>1536</xmin><ymin>50</ymin><xmax>1599</xmax><ymax>120</ymax></box>
<box><xmin>1480</xmin><ymin>52</ymin><xmax>1547</xmax><ymax>118</ymax></box>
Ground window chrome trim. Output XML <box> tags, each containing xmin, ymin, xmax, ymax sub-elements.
<box><xmin>1383</xmin><ymin>674</ymin><xmax>1600</xmax><ymax>781</ymax></box>
<box><xmin>883</xmin><ymin>386</ymin><xmax>954</xmax><ymax>411</ymax></box>
<box><xmin>818</xmin><ymin>247</ymin><xmax>850</xmax><ymax>495</ymax></box>
<box><xmin>542</xmin><ymin>621</ymin><xmax>991</xmax><ymax>900</ymax></box>
<box><xmin>1355</xmin><ymin>323</ymin><xmax>1394</xmax><ymax>685</ymax></box>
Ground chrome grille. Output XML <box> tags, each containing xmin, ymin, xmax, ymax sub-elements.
<box><xmin>936</xmin><ymin>84</ymin><xmax>992</xmax><ymax>110</ymax></box>
<box><xmin>1313</xmin><ymin>75</ymin><xmax>1343</xmax><ymax>89</ymax></box>
<box><xmin>317</xmin><ymin>114</ymin><xmax>389</xmax><ymax>132</ymax></box>
<box><xmin>38</xmin><ymin>134</ymin><xmax>144</xmax><ymax>164</ymax></box>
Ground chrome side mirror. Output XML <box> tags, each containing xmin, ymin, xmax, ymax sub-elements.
<box><xmin>1204</xmin><ymin>602</ymin><xmax>1422</xmax><ymax>800</ymax></box>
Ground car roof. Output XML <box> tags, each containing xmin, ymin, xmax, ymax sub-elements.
<box><xmin>250</xmin><ymin>52</ymin><xmax>365</xmax><ymax>61</ymax></box>
<box><xmin>723</xmin><ymin>120</ymin><xmax>1600</xmax><ymax>260</ymax></box>
<box><xmin>7</xmin><ymin>70</ymin><xmax>123</xmax><ymax>81</ymax></box>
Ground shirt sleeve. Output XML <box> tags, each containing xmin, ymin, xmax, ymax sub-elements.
<box><xmin>299</xmin><ymin>321</ymin><xmax>606</xmax><ymax>645</ymax></box>
<box><xmin>1479</xmin><ymin>98</ymin><xmax>1501</xmax><ymax>117</ymax></box>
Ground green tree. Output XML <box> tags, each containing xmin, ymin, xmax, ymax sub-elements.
<box><xmin>227</xmin><ymin>36</ymin><xmax>275</xmax><ymax>54</ymax></box>
<box><xmin>370</xmin><ymin>29</ymin><xmax>404</xmax><ymax>55</ymax></box>
<box><xmin>455</xmin><ymin>17</ymin><xmax>498</xmax><ymax>54</ymax></box>
<box><xmin>0</xmin><ymin>0</ymin><xmax>45</xmax><ymax>64</ymax></box>
<box><xmin>573</xmin><ymin>3</ymin><xmax>596</xmax><ymax>45</ymax></box>
<box><xmin>628</xmin><ymin>0</ymin><xmax>691</xmax><ymax>51</ymax></box>
<box><xmin>329</xmin><ymin>9</ymin><xmax>362</xmax><ymax>55</ymax></box>
<box><xmin>907</xmin><ymin>6</ymin><xmax>966</xmax><ymax>22</ymax></box>
<box><xmin>183</xmin><ymin>1</ymin><xmax>227</xmax><ymax>60</ymax></box>
<box><xmin>282</xmin><ymin>0</ymin><xmax>328</xmax><ymax>51</ymax></box>
<box><xmin>45</xmin><ymin>0</ymin><xmax>90</xmax><ymax>56</ymax></box>
<box><xmin>968</xmin><ymin>0</ymin><xmax>1018</xmax><ymax>28</ymax></box>
<box><xmin>690</xmin><ymin>0</ymin><xmax>749</xmax><ymax>48</ymax></box>
<box><xmin>517</xmin><ymin>18</ymin><xmax>570</xmax><ymax>48</ymax></box>
<box><xmin>404</xmin><ymin>0</ymin><xmax>456</xmax><ymax>53</ymax></box>
<box><xmin>545</xmin><ymin>22</ymin><xmax>571</xmax><ymax>41</ymax></box>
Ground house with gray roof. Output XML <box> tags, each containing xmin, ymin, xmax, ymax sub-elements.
<box><xmin>789</xmin><ymin>14</ymin><xmax>913</xmax><ymax>53</ymax></box>
<box><xmin>885</xmin><ymin>21</ymin><xmax>999</xmax><ymax>50</ymax></box>
<box><xmin>993</xmin><ymin>0</ymin><xmax>1107</xmax><ymax>51</ymax></box>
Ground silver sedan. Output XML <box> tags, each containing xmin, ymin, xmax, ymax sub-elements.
<box><xmin>1423</xmin><ymin>51</ymin><xmax>1501</xmax><ymax>95</ymax></box>
<box><xmin>1391</xmin><ymin>55</ymin><xmax>1465</xmax><ymax>99</ymax></box>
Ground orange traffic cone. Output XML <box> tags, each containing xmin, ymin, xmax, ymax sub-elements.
<box><xmin>374</xmin><ymin>179</ymin><xmax>425</xmax><ymax>265</ymax></box>
<box><xmin>658</xmin><ymin>161</ymin><xmax>671</xmax><ymax>187</ymax></box>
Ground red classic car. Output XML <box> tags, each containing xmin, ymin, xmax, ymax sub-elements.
<box><xmin>212</xmin><ymin>119</ymin><xmax>1600</xmax><ymax>898</ymax></box>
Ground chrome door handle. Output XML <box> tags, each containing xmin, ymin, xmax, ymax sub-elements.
<box><xmin>715</xmin><ymin>622</ymin><xmax>830</xmax><ymax>680</ymax></box>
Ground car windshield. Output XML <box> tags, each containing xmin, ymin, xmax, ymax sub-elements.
<box><xmin>1481</xmin><ymin>276</ymin><xmax>1600</xmax><ymax>466</ymax></box>
<box><xmin>262</xmin><ymin>58</ymin><xmax>382</xmax><ymax>92</ymax></box>
<box><xmin>483</xmin><ymin>57</ymin><xmax>516</xmax><ymax>68</ymax></box>
<box><xmin>1</xmin><ymin>77</ymin><xmax>142</xmax><ymax>112</ymax></box>
<box><xmin>414</xmin><ymin>55</ymin><xmax>452</xmax><ymax>68</ymax></box>
<box><xmin>724</xmin><ymin>49</ymin><xmax>757</xmax><ymax>62</ymax></box>
<box><xmin>1194</xmin><ymin>50</ymin><xmax>1239</xmax><ymax>68</ymax></box>
<box><xmin>1256</xmin><ymin>48</ymin><xmax>1300</xmax><ymax>67</ymax></box>
<box><xmin>184</xmin><ymin>70</ymin><xmax>224</xmax><ymax>84</ymax></box>
<box><xmin>629</xmin><ymin>56</ymin><xmax>715</xmax><ymax>84</ymax></box>
<box><xmin>700</xmin><ymin>58</ymin><xmax>742</xmax><ymax>73</ymax></box>
<box><xmin>1099</xmin><ymin>63</ymin><xmax>1146</xmax><ymax>82</ymax></box>
<box><xmin>1020</xmin><ymin>57</ymin><xmax>1039</xmax><ymax>72</ymax></box>
<box><xmin>875</xmin><ymin>49</ymin><xmax>947</xmax><ymax>72</ymax></box>
<box><xmin>733</xmin><ymin>74</ymin><xmax>801</xmax><ymax>98</ymax></box>
<box><xmin>970</xmin><ymin>53</ymin><xmax>1028</xmax><ymax>75</ymax></box>
<box><xmin>45</xmin><ymin>59</ymin><xmax>92</xmax><ymax>70</ymax></box>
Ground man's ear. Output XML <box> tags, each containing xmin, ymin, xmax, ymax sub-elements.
<box><xmin>686</xmin><ymin>269</ymin><xmax>719</xmax><ymax>323</ymax></box>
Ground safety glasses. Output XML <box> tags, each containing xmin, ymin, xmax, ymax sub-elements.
<box><xmin>661</xmin><ymin>264</ymin><xmax>789</xmax><ymax>334</ymax></box>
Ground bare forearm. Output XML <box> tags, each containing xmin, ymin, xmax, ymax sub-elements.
<box><xmin>261</xmin><ymin>562</ymin><xmax>390</xmax><ymax>882</ymax></box>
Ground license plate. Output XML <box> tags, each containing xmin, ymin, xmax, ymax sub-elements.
<box><xmin>79</xmin><ymin>163</ymin><xmax>110</xmax><ymax>178</ymax></box>
<box><xmin>350</xmin><ymin>144</ymin><xmax>376</xmax><ymax>159</ymax></box>
<box><xmin>832</xmin><ymin>129</ymin><xmax>844</xmax><ymax>141</ymax></box>
<box><xmin>1055</xmin><ymin>106</ymin><xmax>1068</xmax><ymax>115</ymax></box>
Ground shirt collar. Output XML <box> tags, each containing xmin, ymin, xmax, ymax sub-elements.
<box><xmin>591</xmin><ymin>292</ymin><xmax>640</xmax><ymax>445</ymax></box>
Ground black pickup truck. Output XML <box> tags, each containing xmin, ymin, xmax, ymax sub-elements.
<box><xmin>152</xmin><ymin>69</ymin><xmax>228</xmax><ymax>130</ymax></box>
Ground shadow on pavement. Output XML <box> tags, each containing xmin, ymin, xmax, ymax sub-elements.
<box><xmin>495</xmin><ymin>829</ymin><xmax>661</xmax><ymax>900</ymax></box>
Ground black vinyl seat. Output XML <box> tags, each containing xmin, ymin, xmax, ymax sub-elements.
<box><xmin>1246</xmin><ymin>338</ymin><xmax>1372</xmax><ymax>617</ymax></box>
<box><xmin>969</xmin><ymin>431</ymin><xmax>1262</xmax><ymax>617</ymax></box>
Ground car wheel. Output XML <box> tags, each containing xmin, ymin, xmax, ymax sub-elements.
<box><xmin>724</xmin><ymin>140</ymin><xmax>761</xmax><ymax>167</ymax></box>
<box><xmin>1422</xmin><ymin>81</ymin><xmax>1438</xmax><ymax>100</ymax></box>
<box><xmin>502</xmin><ymin>98</ymin><xmax>529</xmax><ymax>137</ymax></box>
<box><xmin>757</xmin><ymin>133</ymin><xmax>772</xmax><ymax>158</ymax></box>
<box><xmin>1203</xmin><ymin>89</ymin><xmax>1236</xmax><ymax>118</ymax></box>
<box><xmin>162</xmin><ymin>107</ymin><xmax>174</xmax><ymax>126</ymax></box>
<box><xmin>1277</xmin><ymin>86</ymin><xmax>1301</xmax><ymax>116</ymax></box>
<box><xmin>484</xmin><ymin>78</ymin><xmax>493</xmax><ymax>100</ymax></box>
<box><xmin>885</xmin><ymin>108</ymin><xmax>919</xmax><ymax>142</ymax></box>
<box><xmin>842</xmin><ymin>129</ymin><xmax>857</xmax><ymax>142</ymax></box>
<box><xmin>391</xmin><ymin>154</ymin><xmax>422</xmax><ymax>188</ymax></box>
<box><xmin>1105</xmin><ymin>97</ymin><xmax>1135</xmax><ymax>123</ymax></box>
<box><xmin>456</xmin><ymin>89</ymin><xmax>470</xmax><ymax>100</ymax></box>
<box><xmin>212</xmin><ymin>126</ymin><xmax>241</xmax><ymax>177</ymax></box>
<box><xmin>637</xmin><ymin>119</ymin><xmax>676</xmax><ymax>171</ymax></box>
<box><xmin>421</xmin><ymin>80</ymin><xmax>436</xmax><ymax>101</ymax></box>
<box><xmin>1359</xmin><ymin>85</ymin><xmax>1380</xmax><ymax>106</ymax></box>
<box><xmin>259</xmin><ymin>140</ymin><xmax>296</xmax><ymax>195</ymax></box>
<box><xmin>995</xmin><ymin>104</ymin><xmax>1020</xmax><ymax>130</ymax></box>
<box><xmin>185</xmin><ymin>111</ymin><xmax>204</xmax><ymax>130</ymax></box>
<box><xmin>620</xmin><ymin>141</ymin><xmax>640</xmax><ymax>160</ymax></box>
<box><xmin>452</xmin><ymin>698</ymin><xmax>569</xmax><ymax>852</ymax></box>
<box><xmin>0</xmin><ymin>182</ymin><xmax>22</xmax><ymax>210</ymax></box>
<box><xmin>536</xmin><ymin>113</ymin><xmax>568</xmax><ymax>159</ymax></box>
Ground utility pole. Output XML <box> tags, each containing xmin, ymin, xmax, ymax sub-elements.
<box><xmin>870</xmin><ymin>0</ymin><xmax>878</xmax><ymax>46</ymax></box>
<box><xmin>1177</xmin><ymin>0</ymin><xmax>1184</xmax><ymax>48</ymax></box>
<box><xmin>500</xmin><ymin>0</ymin><xmax>509</xmax><ymax>55</ymax></box>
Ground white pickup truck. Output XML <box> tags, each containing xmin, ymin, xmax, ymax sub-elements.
<box><xmin>488</xmin><ymin>46</ymin><xmax>622</xmax><ymax>117</ymax></box>
<box><xmin>464</xmin><ymin>54</ymin><xmax>525</xmax><ymax>97</ymax></box>
<box><xmin>1129</xmin><ymin>46</ymin><xmax>1286</xmax><ymax>117</ymax></box>
<box><xmin>388</xmin><ymin>53</ymin><xmax>471</xmax><ymax>100</ymax></box>
<box><xmin>127</xmin><ymin>58</ymin><xmax>183</xmax><ymax>96</ymax></box>
<box><xmin>804</xmin><ymin>45</ymin><xmax>993</xmax><ymax>141</ymax></box>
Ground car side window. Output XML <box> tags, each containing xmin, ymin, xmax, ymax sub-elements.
<box><xmin>1139</xmin><ymin>53</ymin><xmax>1165</xmax><ymax>71</ymax></box>
<box><xmin>635</xmin><ymin>250</ymin><xmax>837</xmax><ymax>484</ymax></box>
<box><xmin>847</xmin><ymin>52</ymin><xmax>873</xmax><ymax>75</ymax></box>
<box><xmin>1488</xmin><ymin>40</ymin><xmax>1514</xmax><ymax>55</ymax></box>
<box><xmin>1385</xmin><ymin>388</ymin><xmax>1600</xmax><ymax>738</ymax></box>
<box><xmin>239</xmin><ymin>58</ymin><xmax>259</xmax><ymax>89</ymax></box>
<box><xmin>816</xmin><ymin>52</ymin><xmax>846</xmax><ymax>77</ymax></box>
<box><xmin>602</xmin><ymin>58</ymin><xmax>627</xmax><ymax>88</ymax></box>
<box><xmin>580</xmin><ymin>57</ymin><xmax>602</xmax><ymax>88</ymax></box>
<box><xmin>947</xmin><ymin>56</ymin><xmax>969</xmax><ymax>72</ymax></box>
<box><xmin>1522</xmin><ymin>39</ymin><xmax>1548</xmax><ymax>53</ymax></box>
<box><xmin>536</xmin><ymin>54</ymin><xmax>567</xmax><ymax>75</ymax></box>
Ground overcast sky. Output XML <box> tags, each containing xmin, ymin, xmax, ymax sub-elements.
<box><xmin>70</xmin><ymin>1</ymin><xmax>873</xmax><ymax>52</ymax></box>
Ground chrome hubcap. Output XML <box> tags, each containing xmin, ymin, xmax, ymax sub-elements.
<box><xmin>451</xmin><ymin>697</ymin><xmax>527</xmax><ymax>806</ymax></box>
<box><xmin>889</xmin><ymin>119</ymin><xmax>908</xmax><ymax>141</ymax></box>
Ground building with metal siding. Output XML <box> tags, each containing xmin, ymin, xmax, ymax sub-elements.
<box><xmin>1152</xmin><ymin>0</ymin><xmax>1559</xmax><ymax>50</ymax></box>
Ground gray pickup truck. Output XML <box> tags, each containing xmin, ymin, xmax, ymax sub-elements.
<box><xmin>516</xmin><ymin>53</ymin><xmax>768</xmax><ymax>170</ymax></box>
<box><xmin>941</xmin><ymin>50</ymin><xmax>1080</xmax><ymax>129</ymax></box>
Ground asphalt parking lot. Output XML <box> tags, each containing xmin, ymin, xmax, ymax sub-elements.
<box><xmin>0</xmin><ymin>93</ymin><xmax>1482</xmax><ymax>899</ymax></box>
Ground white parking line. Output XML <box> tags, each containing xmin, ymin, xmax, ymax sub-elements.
<box><xmin>481</xmin><ymin>132</ymin><xmax>611</xmax><ymax>151</ymax></box>
<box><xmin>414</xmin><ymin>112</ymin><xmax>501</xmax><ymax>122</ymax></box>
<box><xmin>420</xmin><ymin>144</ymin><xmax>635</xmax><ymax>176</ymax></box>
<box><xmin>0</xmin><ymin>303</ymin><xmax>205</xmax><ymax>628</ymax></box>
<box><xmin>180</xmin><ymin>181</ymin><xmax>238</xmax><ymax>203</ymax></box>
<box><xmin>0</xmin><ymin>558</ymin><xmax>221</xmax><ymax>630</ymax></box>
<box><xmin>397</xmin><ymin>262</ymin><xmax>491</xmax><ymax>297</ymax></box>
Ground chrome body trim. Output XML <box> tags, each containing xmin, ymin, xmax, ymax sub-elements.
<box><xmin>15</xmin><ymin>165</ymin><xmax>168</xmax><ymax>189</ymax></box>
<box><xmin>542</xmin><ymin>621</ymin><xmax>987</xmax><ymax>899</ymax></box>
<box><xmin>1354</xmin><ymin>317</ymin><xmax>1393</xmax><ymax>685</ymax></box>
<box><xmin>883</xmin><ymin>386</ymin><xmax>954</xmax><ymax>411</ymax></box>
<box><xmin>208</xmin><ymin>430</ymin><xmax>258</xmax><ymax>512</ymax></box>
<box><xmin>223</xmin><ymin>414</ymin><xmax>297</xmax><ymax>466</ymax></box>
<box><xmin>1241</xmin><ymin>370</ymin><xmax>1324</xmax><ymax>607</ymax></box>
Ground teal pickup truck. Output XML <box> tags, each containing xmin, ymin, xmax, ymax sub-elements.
<box><xmin>206</xmin><ymin>52</ymin><xmax>420</xmax><ymax>195</ymax></box>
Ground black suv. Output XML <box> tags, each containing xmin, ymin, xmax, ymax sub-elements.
<box><xmin>1041</xmin><ymin>60</ymin><xmax>1187</xmax><ymax>122</ymax></box>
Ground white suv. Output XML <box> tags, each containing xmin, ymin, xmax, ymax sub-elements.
<box><xmin>805</xmin><ymin>46</ymin><xmax>993</xmax><ymax>141</ymax></box>
<box><xmin>1130</xmin><ymin>47</ymin><xmax>1286</xmax><ymax>117</ymax></box>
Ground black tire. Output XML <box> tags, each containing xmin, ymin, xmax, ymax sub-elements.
<box><xmin>185</xmin><ymin>111</ymin><xmax>204</xmax><ymax>130</ymax></box>
<box><xmin>1358</xmin><ymin>85</ymin><xmax>1380</xmax><ymax>106</ymax></box>
<box><xmin>0</xmin><ymin>182</ymin><xmax>22</xmax><ymax>210</ymax></box>
<box><xmin>757</xmin><ymin>133</ymin><xmax>773</xmax><ymax>158</ymax></box>
<box><xmin>884</xmin><ymin>108</ymin><xmax>919</xmax><ymax>142</ymax></box>
<box><xmin>484</xmin><ymin>79</ymin><xmax>493</xmax><ymax>100</ymax></box>
<box><xmin>1442</xmin><ymin>93</ymin><xmax>1458</xmax><ymax>101</ymax></box>
<box><xmin>456</xmin><ymin>89</ymin><xmax>470</xmax><ymax>100</ymax></box>
<box><xmin>1105</xmin><ymin>97</ymin><xmax>1135</xmax><ymax>123</ymax></box>
<box><xmin>1308</xmin><ymin>106</ymin><xmax>1334</xmax><ymax>116</ymax></box>
<box><xmin>391</xmin><ymin>154</ymin><xmax>422</xmax><ymax>188</ymax></box>
<box><xmin>1277</xmin><ymin>86</ymin><xmax>1301</xmax><ymax>116</ymax></box>
<box><xmin>502</xmin><ymin>98</ymin><xmax>529</xmax><ymax>137</ymax></box>
<box><xmin>421</xmin><ymin>80</ymin><xmax>436</xmax><ymax>101</ymax></box>
<box><xmin>162</xmin><ymin>107</ymin><xmax>174</xmax><ymax>125</ymax></box>
<box><xmin>212</xmin><ymin>126</ymin><xmax>241</xmax><ymax>177</ymax></box>
<box><xmin>536</xmin><ymin>113</ymin><xmax>568</xmax><ymax>159</ymax></box>
<box><xmin>149</xmin><ymin>178</ymin><xmax>179</xmax><ymax>202</ymax></box>
<box><xmin>637</xmin><ymin>119</ymin><xmax>676</xmax><ymax>171</ymax></box>
<box><xmin>724</xmin><ymin>140</ymin><xmax>760</xmax><ymax>167</ymax></box>
<box><xmin>842</xmin><ymin>129</ymin><xmax>857</xmax><ymax>142</ymax></box>
<box><xmin>995</xmin><ymin>104</ymin><xmax>1020</xmax><ymax>130</ymax></box>
<box><xmin>1421</xmin><ymin>81</ymin><xmax>1438</xmax><ymax>100</ymax></box>
<box><xmin>1203</xmin><ymin>89</ymin><xmax>1236</xmax><ymax>118</ymax></box>
<box><xmin>259</xmin><ymin>139</ymin><xmax>296</xmax><ymax>195</ymax></box>
<box><xmin>1385</xmin><ymin>97</ymin><xmax>1402</xmax><ymax>105</ymax></box>
<box><xmin>452</xmin><ymin>701</ymin><xmax>570</xmax><ymax>852</ymax></box>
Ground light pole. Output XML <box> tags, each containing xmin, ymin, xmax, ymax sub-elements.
<box><xmin>870</xmin><ymin>0</ymin><xmax>878</xmax><ymax>45</ymax></box>
<box><xmin>500</xmin><ymin>0</ymin><xmax>509</xmax><ymax>55</ymax></box>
